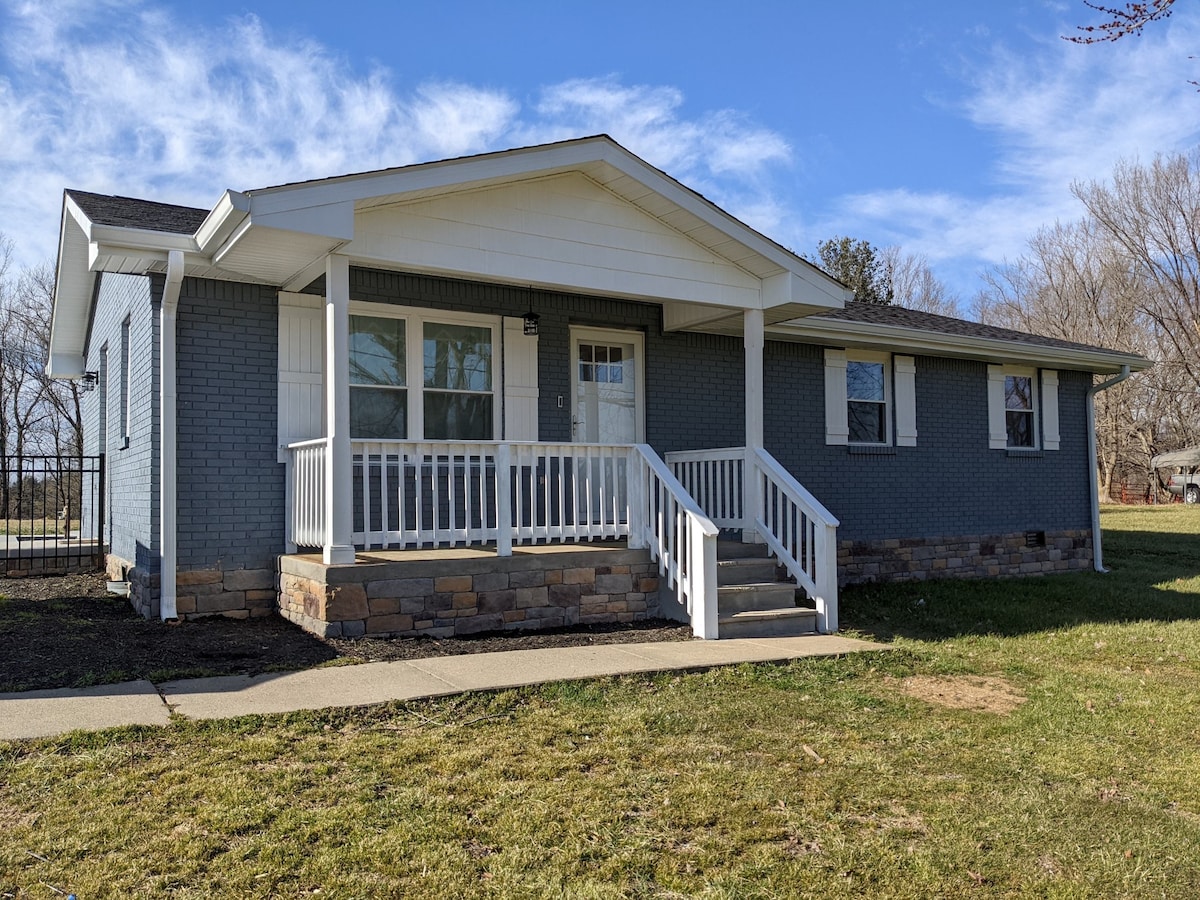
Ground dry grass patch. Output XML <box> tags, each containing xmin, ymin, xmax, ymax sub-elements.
<box><xmin>890</xmin><ymin>674</ymin><xmax>1028</xmax><ymax>714</ymax></box>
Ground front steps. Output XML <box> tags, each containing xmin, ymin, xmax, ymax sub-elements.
<box><xmin>716</xmin><ymin>541</ymin><xmax>817</xmax><ymax>638</ymax></box>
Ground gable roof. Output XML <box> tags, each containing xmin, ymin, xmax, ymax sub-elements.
<box><xmin>776</xmin><ymin>301</ymin><xmax>1150</xmax><ymax>375</ymax></box>
<box><xmin>65</xmin><ymin>190</ymin><xmax>208</xmax><ymax>234</ymax></box>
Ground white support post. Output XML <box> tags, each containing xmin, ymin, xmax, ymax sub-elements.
<box><xmin>814</xmin><ymin>522</ymin><xmax>839</xmax><ymax>633</ymax></box>
<box><xmin>323</xmin><ymin>255</ymin><xmax>356</xmax><ymax>565</ymax></box>
<box><xmin>743</xmin><ymin>308</ymin><xmax>765</xmax><ymax>543</ymax></box>
<box><xmin>627</xmin><ymin>447</ymin><xmax>646</xmax><ymax>549</ymax></box>
<box><xmin>496</xmin><ymin>443</ymin><xmax>513</xmax><ymax>556</ymax></box>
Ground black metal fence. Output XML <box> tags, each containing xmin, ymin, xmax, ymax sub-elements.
<box><xmin>1</xmin><ymin>454</ymin><xmax>104</xmax><ymax>575</ymax></box>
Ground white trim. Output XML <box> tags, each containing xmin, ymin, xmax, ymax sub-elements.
<box><xmin>158</xmin><ymin>249</ymin><xmax>184</xmax><ymax>621</ymax></box>
<box><xmin>502</xmin><ymin>317</ymin><xmax>539</xmax><ymax>441</ymax></box>
<box><xmin>774</xmin><ymin>316</ymin><xmax>1149</xmax><ymax>376</ymax></box>
<box><xmin>987</xmin><ymin>365</ymin><xmax>1008</xmax><ymax>450</ymax></box>
<box><xmin>1042</xmin><ymin>370</ymin><xmax>1060</xmax><ymax>451</ymax></box>
<box><xmin>569</xmin><ymin>326</ymin><xmax>646</xmax><ymax>443</ymax></box>
<box><xmin>894</xmin><ymin>355</ymin><xmax>917</xmax><ymax>447</ymax></box>
<box><xmin>347</xmin><ymin>300</ymin><xmax>503</xmax><ymax>441</ymax></box>
<box><xmin>823</xmin><ymin>349</ymin><xmax>849</xmax><ymax>446</ymax></box>
<box><xmin>845</xmin><ymin>350</ymin><xmax>892</xmax><ymax>446</ymax></box>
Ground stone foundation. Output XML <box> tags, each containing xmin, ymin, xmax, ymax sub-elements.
<box><xmin>278</xmin><ymin>545</ymin><xmax>662</xmax><ymax>639</ymax></box>
<box><xmin>838</xmin><ymin>529</ymin><xmax>1093</xmax><ymax>585</ymax></box>
<box><xmin>106</xmin><ymin>554</ymin><xmax>276</xmax><ymax>620</ymax></box>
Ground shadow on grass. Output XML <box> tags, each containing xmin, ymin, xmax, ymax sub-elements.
<box><xmin>842</xmin><ymin>523</ymin><xmax>1200</xmax><ymax>643</ymax></box>
<box><xmin>0</xmin><ymin>579</ymin><xmax>340</xmax><ymax>693</ymax></box>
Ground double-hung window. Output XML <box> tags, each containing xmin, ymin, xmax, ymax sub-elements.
<box><xmin>348</xmin><ymin>307</ymin><xmax>498</xmax><ymax>441</ymax></box>
<box><xmin>825</xmin><ymin>349</ymin><xmax>917</xmax><ymax>447</ymax></box>
<box><xmin>987</xmin><ymin>365</ymin><xmax>1059</xmax><ymax>451</ymax></box>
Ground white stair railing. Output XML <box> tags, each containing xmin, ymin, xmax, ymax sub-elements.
<box><xmin>286</xmin><ymin>438</ymin><xmax>327</xmax><ymax>550</ymax></box>
<box><xmin>663</xmin><ymin>446</ymin><xmax>745</xmax><ymax>530</ymax></box>
<box><xmin>748</xmin><ymin>447</ymin><xmax>840</xmax><ymax>633</ymax></box>
<box><xmin>630</xmin><ymin>445</ymin><xmax>720</xmax><ymax>639</ymax></box>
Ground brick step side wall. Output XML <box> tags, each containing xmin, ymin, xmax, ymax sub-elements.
<box><xmin>838</xmin><ymin>529</ymin><xmax>1092</xmax><ymax>584</ymax></box>
<box><xmin>278</xmin><ymin>547</ymin><xmax>663</xmax><ymax>639</ymax></box>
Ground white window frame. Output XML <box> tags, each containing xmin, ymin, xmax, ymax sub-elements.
<box><xmin>988</xmin><ymin>364</ymin><xmax>1041</xmax><ymax>451</ymax></box>
<box><xmin>845</xmin><ymin>350</ymin><xmax>892</xmax><ymax>446</ymax></box>
<box><xmin>119</xmin><ymin>316</ymin><xmax>131</xmax><ymax>449</ymax></box>
<box><xmin>825</xmin><ymin>349</ymin><xmax>915</xmax><ymax>447</ymax></box>
<box><xmin>348</xmin><ymin>301</ymin><xmax>502</xmax><ymax>441</ymax></box>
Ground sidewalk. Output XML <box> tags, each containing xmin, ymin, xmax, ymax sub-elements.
<box><xmin>0</xmin><ymin>634</ymin><xmax>889</xmax><ymax>741</ymax></box>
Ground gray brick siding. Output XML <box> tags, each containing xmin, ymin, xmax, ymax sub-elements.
<box><xmin>175</xmin><ymin>278</ymin><xmax>284</xmax><ymax>570</ymax></box>
<box><xmin>764</xmin><ymin>345</ymin><xmax>1092</xmax><ymax>541</ymax></box>
<box><xmin>82</xmin><ymin>272</ymin><xmax>160</xmax><ymax>572</ymax></box>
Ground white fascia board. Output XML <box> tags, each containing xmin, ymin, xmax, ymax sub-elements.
<box><xmin>48</xmin><ymin>202</ymin><xmax>94</xmax><ymax>376</ymax></box>
<box><xmin>763</xmin><ymin>270</ymin><xmax>851</xmax><ymax>311</ymax></box>
<box><xmin>89</xmin><ymin>224</ymin><xmax>198</xmax><ymax>253</ymax></box>
<box><xmin>771</xmin><ymin>317</ymin><xmax>1152</xmax><ymax>375</ymax></box>
<box><xmin>243</xmin><ymin>136</ymin><xmax>847</xmax><ymax>306</ymax></box>
<box><xmin>194</xmin><ymin>190</ymin><xmax>250</xmax><ymax>252</ymax></box>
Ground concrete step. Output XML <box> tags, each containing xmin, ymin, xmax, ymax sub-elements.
<box><xmin>717</xmin><ymin>557</ymin><xmax>781</xmax><ymax>586</ymax></box>
<box><xmin>717</xmin><ymin>581</ymin><xmax>797</xmax><ymax>616</ymax></box>
<box><xmin>718</xmin><ymin>607</ymin><xmax>819</xmax><ymax>639</ymax></box>
<box><xmin>715</xmin><ymin>540</ymin><xmax>770</xmax><ymax>560</ymax></box>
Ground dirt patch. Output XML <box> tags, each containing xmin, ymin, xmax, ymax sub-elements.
<box><xmin>0</xmin><ymin>574</ymin><xmax>693</xmax><ymax>693</ymax></box>
<box><xmin>891</xmin><ymin>675</ymin><xmax>1027</xmax><ymax>715</ymax></box>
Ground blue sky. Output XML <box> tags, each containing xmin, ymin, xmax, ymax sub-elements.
<box><xmin>2</xmin><ymin>0</ymin><xmax>1199</xmax><ymax>305</ymax></box>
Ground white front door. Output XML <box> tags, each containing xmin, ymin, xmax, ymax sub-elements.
<box><xmin>570</xmin><ymin>328</ymin><xmax>644</xmax><ymax>444</ymax></box>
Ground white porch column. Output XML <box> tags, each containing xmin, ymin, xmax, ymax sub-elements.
<box><xmin>323</xmin><ymin>254</ymin><xmax>356</xmax><ymax>565</ymax></box>
<box><xmin>744</xmin><ymin>307</ymin><xmax>764</xmax><ymax>542</ymax></box>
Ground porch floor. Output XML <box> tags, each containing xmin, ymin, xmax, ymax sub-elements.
<box><xmin>289</xmin><ymin>539</ymin><xmax>638</xmax><ymax>569</ymax></box>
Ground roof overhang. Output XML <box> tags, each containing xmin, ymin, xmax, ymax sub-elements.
<box><xmin>50</xmin><ymin>136</ymin><xmax>852</xmax><ymax>377</ymax></box>
<box><xmin>771</xmin><ymin>314</ymin><xmax>1153</xmax><ymax>375</ymax></box>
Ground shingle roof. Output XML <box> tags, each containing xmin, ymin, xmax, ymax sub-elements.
<box><xmin>809</xmin><ymin>302</ymin><xmax>1119</xmax><ymax>355</ymax></box>
<box><xmin>66</xmin><ymin>189</ymin><xmax>208</xmax><ymax>235</ymax></box>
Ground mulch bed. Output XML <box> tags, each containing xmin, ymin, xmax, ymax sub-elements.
<box><xmin>0</xmin><ymin>573</ymin><xmax>693</xmax><ymax>693</ymax></box>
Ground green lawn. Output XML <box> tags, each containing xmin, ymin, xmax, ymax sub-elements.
<box><xmin>3</xmin><ymin>506</ymin><xmax>1199</xmax><ymax>898</ymax></box>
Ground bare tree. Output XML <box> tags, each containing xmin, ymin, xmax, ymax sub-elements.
<box><xmin>881</xmin><ymin>247</ymin><xmax>960</xmax><ymax>316</ymax></box>
<box><xmin>1065</xmin><ymin>0</ymin><xmax>1176</xmax><ymax>43</ymax></box>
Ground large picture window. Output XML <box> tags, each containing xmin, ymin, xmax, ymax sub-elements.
<box><xmin>348</xmin><ymin>307</ymin><xmax>497</xmax><ymax>441</ymax></box>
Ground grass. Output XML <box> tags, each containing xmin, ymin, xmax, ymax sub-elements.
<box><xmin>0</xmin><ymin>517</ymin><xmax>80</xmax><ymax>537</ymax></box>
<box><xmin>2</xmin><ymin>506</ymin><xmax>1199</xmax><ymax>897</ymax></box>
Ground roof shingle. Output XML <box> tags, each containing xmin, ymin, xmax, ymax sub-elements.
<box><xmin>66</xmin><ymin>189</ymin><xmax>208</xmax><ymax>235</ymax></box>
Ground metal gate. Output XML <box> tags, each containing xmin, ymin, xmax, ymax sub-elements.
<box><xmin>1</xmin><ymin>454</ymin><xmax>105</xmax><ymax>576</ymax></box>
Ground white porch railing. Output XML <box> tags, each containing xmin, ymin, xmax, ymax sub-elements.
<box><xmin>668</xmin><ymin>446</ymin><xmax>840</xmax><ymax>633</ymax></box>
<box><xmin>285</xmin><ymin>438</ymin><xmax>721</xmax><ymax>639</ymax></box>
<box><xmin>630</xmin><ymin>445</ymin><xmax>720</xmax><ymax>639</ymax></box>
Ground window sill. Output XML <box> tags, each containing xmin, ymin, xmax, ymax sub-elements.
<box><xmin>1005</xmin><ymin>448</ymin><xmax>1043</xmax><ymax>458</ymax></box>
<box><xmin>119</xmin><ymin>436</ymin><xmax>130</xmax><ymax>451</ymax></box>
<box><xmin>848</xmin><ymin>444</ymin><xmax>896</xmax><ymax>456</ymax></box>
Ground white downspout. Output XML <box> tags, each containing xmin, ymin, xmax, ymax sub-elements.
<box><xmin>1087</xmin><ymin>365</ymin><xmax>1131</xmax><ymax>573</ymax></box>
<box><xmin>159</xmin><ymin>250</ymin><xmax>184</xmax><ymax>620</ymax></box>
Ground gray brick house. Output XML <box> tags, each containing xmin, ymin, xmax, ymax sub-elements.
<box><xmin>48</xmin><ymin>136</ymin><xmax>1148</xmax><ymax>640</ymax></box>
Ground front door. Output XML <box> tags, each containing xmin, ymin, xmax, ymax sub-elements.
<box><xmin>570</xmin><ymin>328</ymin><xmax>644</xmax><ymax>444</ymax></box>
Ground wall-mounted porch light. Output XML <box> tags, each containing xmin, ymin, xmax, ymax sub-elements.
<box><xmin>523</xmin><ymin>311</ymin><xmax>540</xmax><ymax>336</ymax></box>
<box><xmin>81</xmin><ymin>371</ymin><xmax>98</xmax><ymax>392</ymax></box>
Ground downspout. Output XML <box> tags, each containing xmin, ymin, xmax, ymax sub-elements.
<box><xmin>1087</xmin><ymin>365</ymin><xmax>1131</xmax><ymax>573</ymax></box>
<box><xmin>159</xmin><ymin>250</ymin><xmax>184</xmax><ymax>620</ymax></box>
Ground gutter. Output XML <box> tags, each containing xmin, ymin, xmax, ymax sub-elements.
<box><xmin>159</xmin><ymin>250</ymin><xmax>184</xmax><ymax>620</ymax></box>
<box><xmin>1087</xmin><ymin>365</ymin><xmax>1132</xmax><ymax>573</ymax></box>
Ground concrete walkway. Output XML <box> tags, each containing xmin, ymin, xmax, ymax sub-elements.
<box><xmin>0</xmin><ymin>634</ymin><xmax>888</xmax><ymax>741</ymax></box>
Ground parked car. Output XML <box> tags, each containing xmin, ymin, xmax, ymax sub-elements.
<box><xmin>1152</xmin><ymin>446</ymin><xmax>1200</xmax><ymax>505</ymax></box>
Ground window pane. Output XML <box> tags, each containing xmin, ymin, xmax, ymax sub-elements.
<box><xmin>424</xmin><ymin>392</ymin><xmax>493</xmax><ymax>440</ymax></box>
<box><xmin>350</xmin><ymin>386</ymin><xmax>407</xmax><ymax>439</ymax></box>
<box><xmin>848</xmin><ymin>401</ymin><xmax>886</xmax><ymax>443</ymax></box>
<box><xmin>847</xmin><ymin>361</ymin><xmax>885</xmax><ymax>402</ymax></box>
<box><xmin>1005</xmin><ymin>375</ymin><xmax>1032</xmax><ymax>411</ymax></box>
<box><xmin>350</xmin><ymin>316</ymin><xmax>405</xmax><ymax>387</ymax></box>
<box><xmin>423</xmin><ymin>323</ymin><xmax>492</xmax><ymax>391</ymax></box>
<box><xmin>1007</xmin><ymin>410</ymin><xmax>1034</xmax><ymax>447</ymax></box>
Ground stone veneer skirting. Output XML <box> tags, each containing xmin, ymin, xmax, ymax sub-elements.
<box><xmin>107</xmin><ymin>554</ymin><xmax>276</xmax><ymax>621</ymax></box>
<box><xmin>278</xmin><ymin>544</ymin><xmax>663</xmax><ymax>639</ymax></box>
<box><xmin>837</xmin><ymin>529</ymin><xmax>1093</xmax><ymax>584</ymax></box>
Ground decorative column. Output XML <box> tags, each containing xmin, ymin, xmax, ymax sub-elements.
<box><xmin>744</xmin><ymin>307</ymin><xmax>764</xmax><ymax>543</ymax></box>
<box><xmin>323</xmin><ymin>254</ymin><xmax>356</xmax><ymax>565</ymax></box>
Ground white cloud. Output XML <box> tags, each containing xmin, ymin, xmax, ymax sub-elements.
<box><xmin>821</xmin><ymin>6</ymin><xmax>1200</xmax><ymax>300</ymax></box>
<box><xmin>0</xmin><ymin>3</ymin><xmax>793</xmax><ymax>268</ymax></box>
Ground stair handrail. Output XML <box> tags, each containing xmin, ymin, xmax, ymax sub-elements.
<box><xmin>748</xmin><ymin>447</ymin><xmax>840</xmax><ymax>633</ymax></box>
<box><xmin>630</xmin><ymin>445</ymin><xmax>720</xmax><ymax>639</ymax></box>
